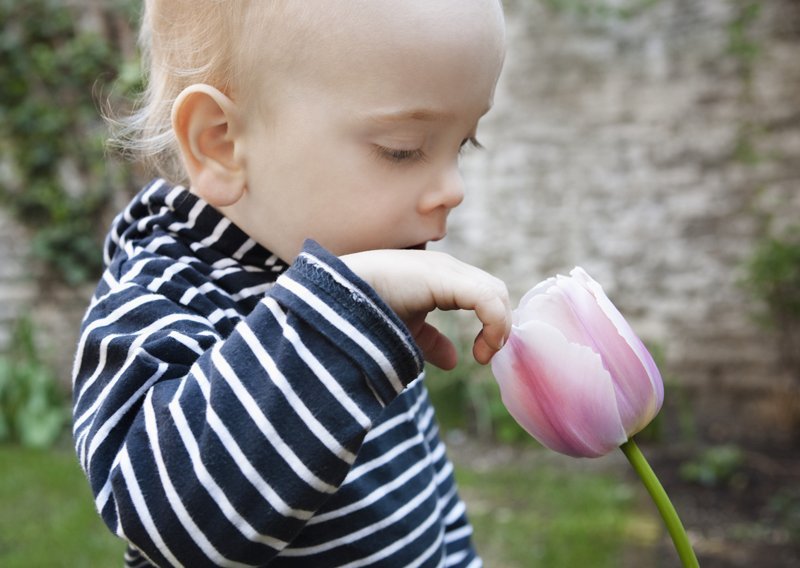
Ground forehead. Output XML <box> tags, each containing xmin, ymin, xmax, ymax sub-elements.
<box><xmin>272</xmin><ymin>0</ymin><xmax>505</xmax><ymax>48</ymax></box>
<box><xmin>245</xmin><ymin>0</ymin><xmax>506</xmax><ymax>111</ymax></box>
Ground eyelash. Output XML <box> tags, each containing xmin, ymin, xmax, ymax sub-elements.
<box><xmin>460</xmin><ymin>136</ymin><xmax>484</xmax><ymax>154</ymax></box>
<box><xmin>375</xmin><ymin>137</ymin><xmax>484</xmax><ymax>164</ymax></box>
<box><xmin>377</xmin><ymin>147</ymin><xmax>426</xmax><ymax>163</ymax></box>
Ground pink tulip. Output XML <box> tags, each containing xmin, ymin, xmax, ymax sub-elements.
<box><xmin>491</xmin><ymin>267</ymin><xmax>664</xmax><ymax>458</ymax></box>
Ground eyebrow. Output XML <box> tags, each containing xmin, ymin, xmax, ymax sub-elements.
<box><xmin>366</xmin><ymin>105</ymin><xmax>492</xmax><ymax>124</ymax></box>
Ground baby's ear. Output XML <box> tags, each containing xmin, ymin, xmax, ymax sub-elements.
<box><xmin>172</xmin><ymin>84</ymin><xmax>246</xmax><ymax>207</ymax></box>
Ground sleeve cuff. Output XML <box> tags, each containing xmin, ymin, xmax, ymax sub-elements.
<box><xmin>271</xmin><ymin>240</ymin><xmax>424</xmax><ymax>406</ymax></box>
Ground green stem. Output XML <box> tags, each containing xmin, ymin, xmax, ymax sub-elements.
<box><xmin>620</xmin><ymin>438</ymin><xmax>699</xmax><ymax>568</ymax></box>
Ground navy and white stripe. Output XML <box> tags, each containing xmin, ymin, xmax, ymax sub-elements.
<box><xmin>72</xmin><ymin>179</ymin><xmax>481</xmax><ymax>567</ymax></box>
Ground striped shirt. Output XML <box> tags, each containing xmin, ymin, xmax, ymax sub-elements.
<box><xmin>72</xmin><ymin>179</ymin><xmax>481</xmax><ymax>567</ymax></box>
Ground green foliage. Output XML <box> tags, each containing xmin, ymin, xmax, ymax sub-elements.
<box><xmin>0</xmin><ymin>318</ymin><xmax>68</xmax><ymax>448</ymax></box>
<box><xmin>768</xmin><ymin>488</ymin><xmax>800</xmax><ymax>540</ymax></box>
<box><xmin>679</xmin><ymin>444</ymin><xmax>745</xmax><ymax>488</ymax></box>
<box><xmin>542</xmin><ymin>0</ymin><xmax>661</xmax><ymax>20</ymax></box>
<box><xmin>637</xmin><ymin>342</ymin><xmax>697</xmax><ymax>445</ymax></box>
<box><xmin>727</xmin><ymin>1</ymin><xmax>764</xmax><ymax>166</ymax></box>
<box><xmin>742</xmin><ymin>227</ymin><xmax>800</xmax><ymax>325</ymax></box>
<box><xmin>0</xmin><ymin>0</ymin><xmax>139</xmax><ymax>284</ymax></box>
<box><xmin>732</xmin><ymin>123</ymin><xmax>764</xmax><ymax>165</ymax></box>
<box><xmin>727</xmin><ymin>1</ymin><xmax>762</xmax><ymax>80</ymax></box>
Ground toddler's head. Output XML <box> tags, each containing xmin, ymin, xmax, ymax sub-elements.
<box><xmin>122</xmin><ymin>0</ymin><xmax>506</xmax><ymax>261</ymax></box>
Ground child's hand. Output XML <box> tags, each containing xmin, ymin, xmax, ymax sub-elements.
<box><xmin>341</xmin><ymin>250</ymin><xmax>511</xmax><ymax>370</ymax></box>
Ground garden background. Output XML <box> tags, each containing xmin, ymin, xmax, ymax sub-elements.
<box><xmin>1</xmin><ymin>0</ymin><xmax>798</xmax><ymax>566</ymax></box>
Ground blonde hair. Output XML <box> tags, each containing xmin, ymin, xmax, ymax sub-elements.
<box><xmin>111</xmin><ymin>1</ymin><xmax>273</xmax><ymax>182</ymax></box>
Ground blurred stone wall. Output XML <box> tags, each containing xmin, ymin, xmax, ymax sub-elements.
<box><xmin>0</xmin><ymin>208</ymin><xmax>93</xmax><ymax>387</ymax></box>
<box><xmin>444</xmin><ymin>0</ymin><xmax>800</xmax><ymax>445</ymax></box>
<box><xmin>0</xmin><ymin>210</ymin><xmax>35</xmax><ymax>350</ymax></box>
<box><xmin>1</xmin><ymin>0</ymin><xmax>798</xmax><ymax>445</ymax></box>
<box><xmin>0</xmin><ymin>0</ymin><xmax>133</xmax><ymax>388</ymax></box>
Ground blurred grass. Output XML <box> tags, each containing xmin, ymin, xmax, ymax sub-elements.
<box><xmin>0</xmin><ymin>444</ymin><xmax>123</xmax><ymax>567</ymax></box>
<box><xmin>452</xmin><ymin>445</ymin><xmax>662</xmax><ymax>567</ymax></box>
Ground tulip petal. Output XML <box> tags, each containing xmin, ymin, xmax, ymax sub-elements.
<box><xmin>571</xmin><ymin>268</ymin><xmax>664</xmax><ymax>398</ymax></box>
<box><xmin>539</xmin><ymin>272</ymin><xmax>657</xmax><ymax>436</ymax></box>
<box><xmin>517</xmin><ymin>286</ymin><xmax>592</xmax><ymax>346</ymax></box>
<box><xmin>516</xmin><ymin>276</ymin><xmax>556</xmax><ymax>309</ymax></box>
<box><xmin>491</xmin><ymin>321</ymin><xmax>628</xmax><ymax>458</ymax></box>
<box><xmin>568</xmin><ymin>268</ymin><xmax>664</xmax><ymax>433</ymax></box>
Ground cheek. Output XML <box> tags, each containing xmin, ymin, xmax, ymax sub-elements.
<box><xmin>314</xmin><ymin>152</ymin><xmax>395</xmax><ymax>202</ymax></box>
<box><xmin>277</xmin><ymin>130</ymin><xmax>422</xmax><ymax>217</ymax></box>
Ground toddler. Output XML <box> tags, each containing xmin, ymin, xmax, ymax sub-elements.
<box><xmin>73</xmin><ymin>0</ymin><xmax>509</xmax><ymax>566</ymax></box>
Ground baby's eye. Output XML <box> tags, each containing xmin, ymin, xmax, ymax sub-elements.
<box><xmin>374</xmin><ymin>145</ymin><xmax>426</xmax><ymax>163</ymax></box>
<box><xmin>459</xmin><ymin>136</ymin><xmax>484</xmax><ymax>155</ymax></box>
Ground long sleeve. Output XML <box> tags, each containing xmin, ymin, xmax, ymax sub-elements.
<box><xmin>72</xmin><ymin>241</ymin><xmax>425</xmax><ymax>567</ymax></box>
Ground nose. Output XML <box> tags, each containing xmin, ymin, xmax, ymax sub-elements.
<box><xmin>418</xmin><ymin>165</ymin><xmax>465</xmax><ymax>214</ymax></box>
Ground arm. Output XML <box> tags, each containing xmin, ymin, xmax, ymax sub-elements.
<box><xmin>73</xmin><ymin>242</ymin><xmax>422</xmax><ymax>567</ymax></box>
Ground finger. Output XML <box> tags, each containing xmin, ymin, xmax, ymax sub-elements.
<box><xmin>426</xmin><ymin>263</ymin><xmax>511</xmax><ymax>349</ymax></box>
<box><xmin>422</xmin><ymin>258</ymin><xmax>512</xmax><ymax>360</ymax></box>
<box><xmin>473</xmin><ymin>329</ymin><xmax>501</xmax><ymax>365</ymax></box>
<box><xmin>472</xmin><ymin>293</ymin><xmax>511</xmax><ymax>352</ymax></box>
<box><xmin>445</xmin><ymin>276</ymin><xmax>509</xmax><ymax>357</ymax></box>
<box><xmin>437</xmin><ymin>287</ymin><xmax>510</xmax><ymax>363</ymax></box>
<box><xmin>415</xmin><ymin>322</ymin><xmax>458</xmax><ymax>370</ymax></box>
